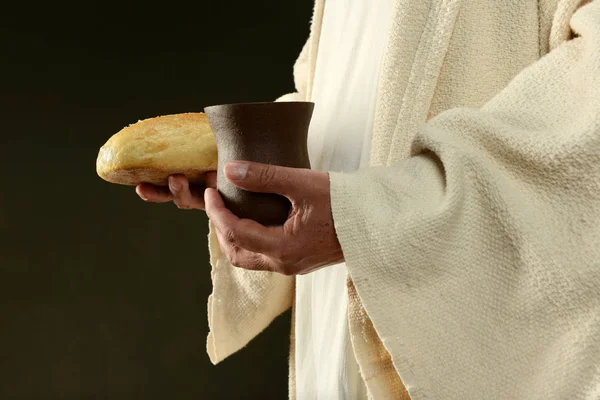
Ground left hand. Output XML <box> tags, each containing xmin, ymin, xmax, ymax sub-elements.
<box><xmin>204</xmin><ymin>161</ymin><xmax>344</xmax><ymax>275</ymax></box>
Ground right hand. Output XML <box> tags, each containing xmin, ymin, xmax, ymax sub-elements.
<box><xmin>135</xmin><ymin>172</ymin><xmax>217</xmax><ymax>210</ymax></box>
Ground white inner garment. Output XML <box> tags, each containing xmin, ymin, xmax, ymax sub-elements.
<box><xmin>294</xmin><ymin>1</ymin><xmax>394</xmax><ymax>398</ymax></box>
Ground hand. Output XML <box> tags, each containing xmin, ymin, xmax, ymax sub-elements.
<box><xmin>135</xmin><ymin>172</ymin><xmax>217</xmax><ymax>210</ymax></box>
<box><xmin>204</xmin><ymin>161</ymin><xmax>344</xmax><ymax>276</ymax></box>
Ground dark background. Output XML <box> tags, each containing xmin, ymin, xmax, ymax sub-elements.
<box><xmin>0</xmin><ymin>1</ymin><xmax>313</xmax><ymax>398</ymax></box>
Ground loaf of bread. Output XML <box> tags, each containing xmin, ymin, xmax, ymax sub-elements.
<box><xmin>96</xmin><ymin>113</ymin><xmax>218</xmax><ymax>186</ymax></box>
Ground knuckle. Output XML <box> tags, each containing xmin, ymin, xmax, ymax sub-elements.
<box><xmin>258</xmin><ymin>166</ymin><xmax>277</xmax><ymax>188</ymax></box>
<box><xmin>223</xmin><ymin>228</ymin><xmax>237</xmax><ymax>245</ymax></box>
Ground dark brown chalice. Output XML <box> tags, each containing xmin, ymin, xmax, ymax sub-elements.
<box><xmin>204</xmin><ymin>101</ymin><xmax>314</xmax><ymax>226</ymax></box>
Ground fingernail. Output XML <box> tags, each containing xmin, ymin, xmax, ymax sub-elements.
<box><xmin>225</xmin><ymin>162</ymin><xmax>249</xmax><ymax>180</ymax></box>
<box><xmin>168</xmin><ymin>176</ymin><xmax>180</xmax><ymax>192</ymax></box>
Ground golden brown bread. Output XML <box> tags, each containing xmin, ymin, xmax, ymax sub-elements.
<box><xmin>96</xmin><ymin>113</ymin><xmax>218</xmax><ymax>186</ymax></box>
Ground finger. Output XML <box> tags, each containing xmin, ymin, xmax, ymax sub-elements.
<box><xmin>169</xmin><ymin>175</ymin><xmax>205</xmax><ymax>210</ymax></box>
<box><xmin>212</xmin><ymin>219</ymin><xmax>257</xmax><ymax>266</ymax></box>
<box><xmin>205</xmin><ymin>171</ymin><xmax>217</xmax><ymax>189</ymax></box>
<box><xmin>213</xmin><ymin>227</ymin><xmax>276</xmax><ymax>272</ymax></box>
<box><xmin>223</xmin><ymin>161</ymin><xmax>314</xmax><ymax>200</ymax></box>
<box><xmin>204</xmin><ymin>188</ymin><xmax>283</xmax><ymax>254</ymax></box>
<box><xmin>136</xmin><ymin>184</ymin><xmax>173</xmax><ymax>203</ymax></box>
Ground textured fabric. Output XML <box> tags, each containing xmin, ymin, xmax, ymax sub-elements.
<box><xmin>206</xmin><ymin>228</ymin><xmax>294</xmax><ymax>364</ymax></box>
<box><xmin>346</xmin><ymin>279</ymin><xmax>411</xmax><ymax>400</ymax></box>
<box><xmin>206</xmin><ymin>0</ymin><xmax>600</xmax><ymax>399</ymax></box>
<box><xmin>346</xmin><ymin>1</ymin><xmax>542</xmax><ymax>396</ymax></box>
<box><xmin>331</xmin><ymin>1</ymin><xmax>600</xmax><ymax>398</ymax></box>
<box><xmin>294</xmin><ymin>0</ymin><xmax>393</xmax><ymax>398</ymax></box>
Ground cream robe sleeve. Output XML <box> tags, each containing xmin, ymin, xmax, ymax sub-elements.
<box><xmin>330</xmin><ymin>2</ymin><xmax>600</xmax><ymax>399</ymax></box>
<box><xmin>206</xmin><ymin>28</ymin><xmax>317</xmax><ymax>364</ymax></box>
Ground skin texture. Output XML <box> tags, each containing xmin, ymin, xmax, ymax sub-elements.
<box><xmin>136</xmin><ymin>161</ymin><xmax>344</xmax><ymax>275</ymax></box>
<box><xmin>136</xmin><ymin>172</ymin><xmax>217</xmax><ymax>210</ymax></box>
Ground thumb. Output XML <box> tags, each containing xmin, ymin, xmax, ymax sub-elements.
<box><xmin>224</xmin><ymin>161</ymin><xmax>305</xmax><ymax>198</ymax></box>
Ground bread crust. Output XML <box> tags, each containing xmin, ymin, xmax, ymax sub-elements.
<box><xmin>96</xmin><ymin>113</ymin><xmax>218</xmax><ymax>186</ymax></box>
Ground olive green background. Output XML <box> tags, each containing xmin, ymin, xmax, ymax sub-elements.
<box><xmin>0</xmin><ymin>1</ymin><xmax>313</xmax><ymax>398</ymax></box>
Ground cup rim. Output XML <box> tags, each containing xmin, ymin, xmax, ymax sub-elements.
<box><xmin>204</xmin><ymin>101</ymin><xmax>315</xmax><ymax>111</ymax></box>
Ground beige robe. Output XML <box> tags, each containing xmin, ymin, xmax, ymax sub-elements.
<box><xmin>207</xmin><ymin>0</ymin><xmax>600</xmax><ymax>398</ymax></box>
